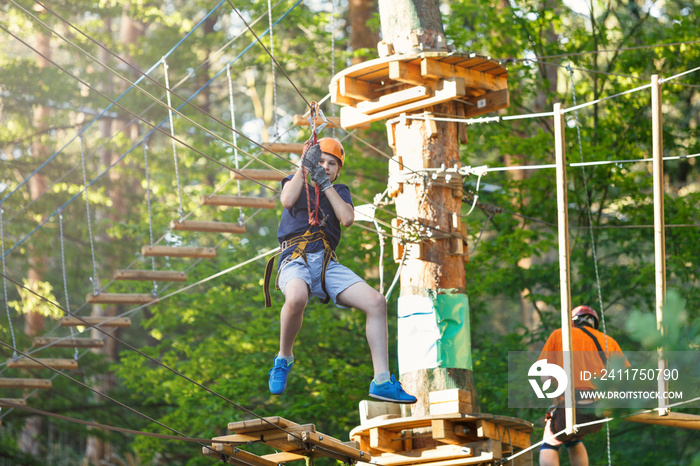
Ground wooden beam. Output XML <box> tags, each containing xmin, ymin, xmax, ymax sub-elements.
<box><xmin>368</xmin><ymin>444</ymin><xmax>474</xmax><ymax>466</ymax></box>
<box><xmin>389</xmin><ymin>61</ymin><xmax>429</xmax><ymax>86</ymax></box>
<box><xmin>142</xmin><ymin>245</ymin><xmax>216</xmax><ymax>258</ymax></box>
<box><xmin>170</xmin><ymin>220</ymin><xmax>246</xmax><ymax>234</ymax></box>
<box><xmin>430</xmin><ymin>420</ymin><xmax>474</xmax><ymax>445</ymax></box>
<box><xmin>626</xmin><ymin>412</ymin><xmax>700</xmax><ymax>430</ymax></box>
<box><xmin>330</xmin><ymin>81</ymin><xmax>358</xmax><ymax>106</ymax></box>
<box><xmin>33</xmin><ymin>337</ymin><xmax>105</xmax><ymax>348</ymax></box>
<box><xmin>0</xmin><ymin>378</ymin><xmax>52</xmax><ymax>389</ymax></box>
<box><xmin>114</xmin><ymin>270</ymin><xmax>187</xmax><ymax>282</ymax></box>
<box><xmin>204</xmin><ymin>444</ymin><xmax>278</xmax><ymax>466</ymax></box>
<box><xmin>297</xmin><ymin>431</ymin><xmax>371</xmax><ymax>462</ymax></box>
<box><xmin>231</xmin><ymin>169</ymin><xmax>293</xmax><ymax>182</ymax></box>
<box><xmin>227</xmin><ymin>416</ymin><xmax>299</xmax><ymax>433</ymax></box>
<box><xmin>0</xmin><ymin>398</ymin><xmax>26</xmax><ymax>407</ymax></box>
<box><xmin>214</xmin><ymin>424</ymin><xmax>315</xmax><ymax>446</ymax></box>
<box><xmin>261</xmin><ymin>142</ymin><xmax>306</xmax><ymax>154</ymax></box>
<box><xmin>370</xmin><ymin>427</ymin><xmax>404</xmax><ymax>453</ymax></box>
<box><xmin>461</xmin><ymin>89</ymin><xmax>509</xmax><ymax>119</ymax></box>
<box><xmin>6</xmin><ymin>358</ymin><xmax>78</xmax><ymax>370</ymax></box>
<box><xmin>85</xmin><ymin>293</ymin><xmax>158</xmax><ymax>305</ymax></box>
<box><xmin>357</xmin><ymin>86</ymin><xmax>429</xmax><ymax>114</ymax></box>
<box><xmin>476</xmin><ymin>420</ymin><xmax>531</xmax><ymax>449</ymax></box>
<box><xmin>339</xmin><ymin>75</ymin><xmax>379</xmax><ymax>101</ymax></box>
<box><xmin>421</xmin><ymin>58</ymin><xmax>507</xmax><ymax>91</ymax></box>
<box><xmin>59</xmin><ymin>316</ymin><xmax>131</xmax><ymax>328</ymax></box>
<box><xmin>261</xmin><ymin>451</ymin><xmax>306</xmax><ymax>463</ymax></box>
<box><xmin>201</xmin><ymin>195</ymin><xmax>277</xmax><ymax>209</ymax></box>
<box><xmin>339</xmin><ymin>77</ymin><xmax>467</xmax><ymax>129</ymax></box>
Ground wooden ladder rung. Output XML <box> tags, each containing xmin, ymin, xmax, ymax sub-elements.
<box><xmin>141</xmin><ymin>245</ymin><xmax>217</xmax><ymax>258</ymax></box>
<box><xmin>170</xmin><ymin>220</ymin><xmax>245</xmax><ymax>234</ymax></box>
<box><xmin>33</xmin><ymin>337</ymin><xmax>105</xmax><ymax>348</ymax></box>
<box><xmin>201</xmin><ymin>195</ymin><xmax>277</xmax><ymax>209</ymax></box>
<box><xmin>231</xmin><ymin>169</ymin><xmax>293</xmax><ymax>182</ymax></box>
<box><xmin>261</xmin><ymin>142</ymin><xmax>306</xmax><ymax>154</ymax></box>
<box><xmin>0</xmin><ymin>398</ymin><xmax>27</xmax><ymax>407</ymax></box>
<box><xmin>0</xmin><ymin>378</ymin><xmax>52</xmax><ymax>389</ymax></box>
<box><xmin>6</xmin><ymin>358</ymin><xmax>78</xmax><ymax>370</ymax></box>
<box><xmin>59</xmin><ymin>316</ymin><xmax>132</xmax><ymax>328</ymax></box>
<box><xmin>86</xmin><ymin>293</ymin><xmax>158</xmax><ymax>305</ymax></box>
<box><xmin>114</xmin><ymin>270</ymin><xmax>187</xmax><ymax>282</ymax></box>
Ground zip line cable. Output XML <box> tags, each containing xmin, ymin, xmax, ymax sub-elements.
<box><xmin>267</xmin><ymin>0</ymin><xmax>280</xmax><ymax>138</ymax></box>
<box><xmin>1</xmin><ymin>0</ymin><xmax>227</xmax><ymax>207</ymax></box>
<box><xmin>0</xmin><ymin>206</ymin><xmax>19</xmax><ymax>359</ymax></box>
<box><xmin>6</xmin><ymin>0</ymin><xmax>285</xmax><ymax>223</ymax></box>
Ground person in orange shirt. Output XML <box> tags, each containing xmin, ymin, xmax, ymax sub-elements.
<box><xmin>538</xmin><ymin>306</ymin><xmax>628</xmax><ymax>466</ymax></box>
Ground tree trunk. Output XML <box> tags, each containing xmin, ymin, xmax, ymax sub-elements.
<box><xmin>348</xmin><ymin>0</ymin><xmax>380</xmax><ymax>65</ymax></box>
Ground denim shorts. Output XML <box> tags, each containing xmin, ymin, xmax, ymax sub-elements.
<box><xmin>278</xmin><ymin>250</ymin><xmax>363</xmax><ymax>305</ymax></box>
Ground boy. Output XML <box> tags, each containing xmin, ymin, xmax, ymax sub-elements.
<box><xmin>267</xmin><ymin>137</ymin><xmax>416</xmax><ymax>404</ymax></box>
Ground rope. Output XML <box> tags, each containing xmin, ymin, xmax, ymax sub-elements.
<box><xmin>79</xmin><ymin>136</ymin><xmax>100</xmax><ymax>296</ymax></box>
<box><xmin>0</xmin><ymin>205</ymin><xmax>19</xmax><ymax>358</ymax></box>
<box><xmin>301</xmin><ymin>102</ymin><xmax>325</xmax><ymax>227</ymax></box>
<box><xmin>162</xmin><ymin>58</ymin><xmax>185</xmax><ymax>220</ymax></box>
<box><xmin>143</xmin><ymin>140</ymin><xmax>158</xmax><ymax>298</ymax></box>
<box><xmin>226</xmin><ymin>63</ymin><xmax>245</xmax><ymax>225</ymax></box>
<box><xmin>58</xmin><ymin>209</ymin><xmax>79</xmax><ymax>361</ymax></box>
<box><xmin>267</xmin><ymin>0</ymin><xmax>279</xmax><ymax>138</ymax></box>
<box><xmin>568</xmin><ymin>65</ymin><xmax>612</xmax><ymax>466</ymax></box>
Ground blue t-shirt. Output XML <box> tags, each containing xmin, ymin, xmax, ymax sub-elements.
<box><xmin>277</xmin><ymin>175</ymin><xmax>353</xmax><ymax>266</ymax></box>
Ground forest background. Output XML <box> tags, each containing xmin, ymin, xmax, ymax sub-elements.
<box><xmin>0</xmin><ymin>0</ymin><xmax>698</xmax><ymax>464</ymax></box>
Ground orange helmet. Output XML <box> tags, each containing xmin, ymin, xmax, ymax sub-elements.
<box><xmin>572</xmin><ymin>305</ymin><xmax>599</xmax><ymax>329</ymax></box>
<box><xmin>318</xmin><ymin>137</ymin><xmax>345</xmax><ymax>166</ymax></box>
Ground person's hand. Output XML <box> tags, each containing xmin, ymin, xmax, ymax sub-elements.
<box><xmin>311</xmin><ymin>164</ymin><xmax>332</xmax><ymax>191</ymax></box>
<box><xmin>302</xmin><ymin>144</ymin><xmax>322</xmax><ymax>172</ymax></box>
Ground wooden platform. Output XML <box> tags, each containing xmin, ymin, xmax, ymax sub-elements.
<box><xmin>349</xmin><ymin>412</ymin><xmax>533</xmax><ymax>466</ymax></box>
<box><xmin>626</xmin><ymin>411</ymin><xmax>700</xmax><ymax>430</ymax></box>
<box><xmin>202</xmin><ymin>416</ymin><xmax>371</xmax><ymax>465</ymax></box>
<box><xmin>330</xmin><ymin>51</ymin><xmax>509</xmax><ymax>129</ymax></box>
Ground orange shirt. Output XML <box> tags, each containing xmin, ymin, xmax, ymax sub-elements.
<box><xmin>538</xmin><ymin>326</ymin><xmax>628</xmax><ymax>391</ymax></box>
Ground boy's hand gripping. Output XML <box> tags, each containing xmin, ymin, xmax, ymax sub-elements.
<box><xmin>302</xmin><ymin>144</ymin><xmax>322</xmax><ymax>172</ymax></box>
<box><xmin>311</xmin><ymin>165</ymin><xmax>332</xmax><ymax>191</ymax></box>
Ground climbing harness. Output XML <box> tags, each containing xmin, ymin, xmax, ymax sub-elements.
<box><xmin>263</xmin><ymin>230</ymin><xmax>337</xmax><ymax>307</ymax></box>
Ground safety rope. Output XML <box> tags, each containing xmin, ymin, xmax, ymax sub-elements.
<box><xmin>162</xmin><ymin>58</ymin><xmax>185</xmax><ymax>220</ymax></box>
<box><xmin>0</xmin><ymin>205</ymin><xmax>18</xmax><ymax>358</ymax></box>
<box><xmin>568</xmin><ymin>64</ymin><xmax>612</xmax><ymax>466</ymax></box>
<box><xmin>79</xmin><ymin>136</ymin><xmax>100</xmax><ymax>296</ymax></box>
<box><xmin>58</xmin><ymin>209</ymin><xmax>79</xmax><ymax>361</ymax></box>
<box><xmin>143</xmin><ymin>140</ymin><xmax>158</xmax><ymax>298</ymax></box>
<box><xmin>301</xmin><ymin>102</ymin><xmax>325</xmax><ymax>227</ymax></box>
<box><xmin>226</xmin><ymin>63</ymin><xmax>245</xmax><ymax>225</ymax></box>
<box><xmin>267</xmin><ymin>0</ymin><xmax>279</xmax><ymax>138</ymax></box>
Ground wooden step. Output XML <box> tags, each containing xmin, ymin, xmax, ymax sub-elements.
<box><xmin>59</xmin><ymin>316</ymin><xmax>132</xmax><ymax>328</ymax></box>
<box><xmin>33</xmin><ymin>337</ymin><xmax>105</xmax><ymax>349</ymax></box>
<box><xmin>261</xmin><ymin>142</ymin><xmax>306</xmax><ymax>154</ymax></box>
<box><xmin>85</xmin><ymin>293</ymin><xmax>158</xmax><ymax>305</ymax></box>
<box><xmin>0</xmin><ymin>398</ymin><xmax>26</xmax><ymax>407</ymax></box>
<box><xmin>231</xmin><ymin>169</ymin><xmax>293</xmax><ymax>182</ymax></box>
<box><xmin>6</xmin><ymin>358</ymin><xmax>78</xmax><ymax>370</ymax></box>
<box><xmin>0</xmin><ymin>378</ymin><xmax>52</xmax><ymax>389</ymax></box>
<box><xmin>141</xmin><ymin>245</ymin><xmax>216</xmax><ymax>258</ymax></box>
<box><xmin>170</xmin><ymin>220</ymin><xmax>245</xmax><ymax>234</ymax></box>
<box><xmin>114</xmin><ymin>270</ymin><xmax>187</xmax><ymax>282</ymax></box>
<box><xmin>201</xmin><ymin>195</ymin><xmax>277</xmax><ymax>209</ymax></box>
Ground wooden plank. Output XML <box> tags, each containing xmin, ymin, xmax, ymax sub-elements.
<box><xmin>231</xmin><ymin>169</ymin><xmax>293</xmax><ymax>182</ymax></box>
<box><xmin>227</xmin><ymin>416</ymin><xmax>299</xmax><ymax>433</ymax></box>
<box><xmin>357</xmin><ymin>86</ymin><xmax>429</xmax><ymax>114</ymax></box>
<box><xmin>6</xmin><ymin>358</ymin><xmax>78</xmax><ymax>370</ymax></box>
<box><xmin>330</xmin><ymin>81</ymin><xmax>358</xmax><ymax>106</ymax></box>
<box><xmin>85</xmin><ymin>293</ymin><xmax>158</xmax><ymax>305</ymax></box>
<box><xmin>430</xmin><ymin>389</ymin><xmax>472</xmax><ymax>404</ymax></box>
<box><xmin>214</xmin><ymin>424</ymin><xmax>315</xmax><ymax>445</ymax></box>
<box><xmin>421</xmin><ymin>58</ymin><xmax>506</xmax><ymax>92</ymax></box>
<box><xmin>33</xmin><ymin>337</ymin><xmax>105</xmax><ymax>348</ymax></box>
<box><xmin>0</xmin><ymin>378</ymin><xmax>52</xmax><ymax>389</ymax></box>
<box><xmin>431</xmin><ymin>420</ymin><xmax>475</xmax><ymax>445</ymax></box>
<box><xmin>476</xmin><ymin>420</ymin><xmax>531</xmax><ymax>449</ymax></box>
<box><xmin>430</xmin><ymin>401</ymin><xmax>472</xmax><ymax>415</ymax></box>
<box><xmin>205</xmin><ymin>444</ymin><xmax>278</xmax><ymax>466</ymax></box>
<box><xmin>359</xmin><ymin>400</ymin><xmax>401</xmax><ymax>424</ymax></box>
<box><xmin>0</xmin><ymin>398</ymin><xmax>26</xmax><ymax>407</ymax></box>
<box><xmin>59</xmin><ymin>316</ymin><xmax>132</xmax><ymax>328</ymax></box>
<box><xmin>462</xmin><ymin>89</ymin><xmax>510</xmax><ymax>119</ymax></box>
<box><xmin>142</xmin><ymin>245</ymin><xmax>216</xmax><ymax>258</ymax></box>
<box><xmin>170</xmin><ymin>220</ymin><xmax>245</xmax><ymax>234</ymax></box>
<box><xmin>340</xmin><ymin>76</ymin><xmax>379</xmax><ymax>101</ymax></box>
<box><xmin>368</xmin><ymin>444</ymin><xmax>474</xmax><ymax>466</ymax></box>
<box><xmin>626</xmin><ymin>412</ymin><xmax>700</xmax><ymax>430</ymax></box>
<box><xmin>261</xmin><ymin>143</ymin><xmax>306</xmax><ymax>154</ymax></box>
<box><xmin>261</xmin><ymin>451</ymin><xmax>307</xmax><ymax>463</ymax></box>
<box><xmin>202</xmin><ymin>195</ymin><xmax>277</xmax><ymax>209</ymax></box>
<box><xmin>388</xmin><ymin>61</ymin><xmax>428</xmax><ymax>86</ymax></box>
<box><xmin>350</xmin><ymin>413</ymin><xmax>498</xmax><ymax>438</ymax></box>
<box><xmin>114</xmin><ymin>270</ymin><xmax>187</xmax><ymax>282</ymax></box>
<box><xmin>339</xmin><ymin>77</ymin><xmax>466</xmax><ymax>129</ymax></box>
<box><xmin>369</xmin><ymin>427</ymin><xmax>404</xmax><ymax>453</ymax></box>
<box><xmin>299</xmin><ymin>431</ymin><xmax>371</xmax><ymax>462</ymax></box>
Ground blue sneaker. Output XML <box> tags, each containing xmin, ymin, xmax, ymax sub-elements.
<box><xmin>369</xmin><ymin>374</ymin><xmax>417</xmax><ymax>404</ymax></box>
<box><xmin>268</xmin><ymin>357</ymin><xmax>293</xmax><ymax>395</ymax></box>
